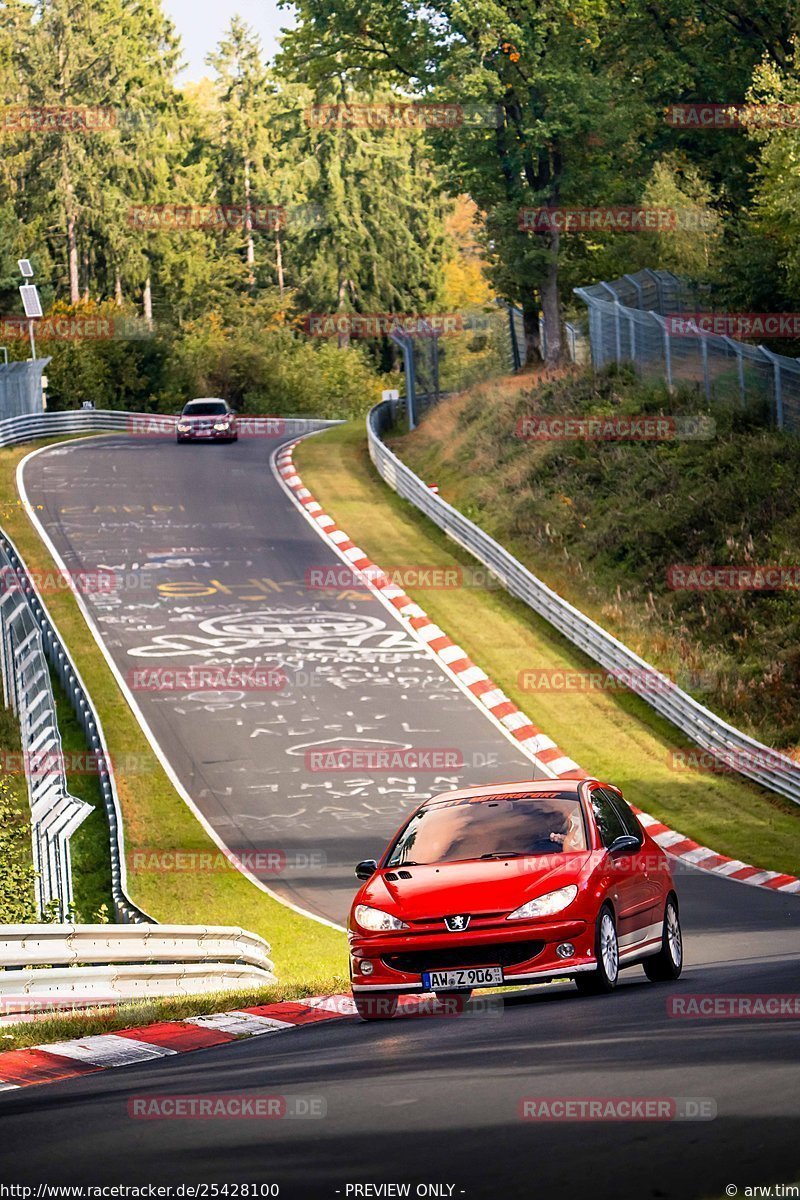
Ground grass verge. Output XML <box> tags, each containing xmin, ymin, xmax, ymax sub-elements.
<box><xmin>0</xmin><ymin>704</ymin><xmax>37</xmax><ymax>922</ymax></box>
<box><xmin>0</xmin><ymin>436</ymin><xmax>347</xmax><ymax>985</ymax></box>
<box><xmin>0</xmin><ymin>977</ymin><xmax>344</xmax><ymax>1051</ymax></box>
<box><xmin>50</xmin><ymin>665</ymin><xmax>114</xmax><ymax>921</ymax></box>
<box><xmin>294</xmin><ymin>420</ymin><xmax>800</xmax><ymax>876</ymax></box>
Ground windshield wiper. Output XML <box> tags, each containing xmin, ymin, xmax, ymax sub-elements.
<box><xmin>479</xmin><ymin>851</ymin><xmax>526</xmax><ymax>860</ymax></box>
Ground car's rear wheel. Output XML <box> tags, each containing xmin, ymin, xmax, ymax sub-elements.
<box><xmin>353</xmin><ymin>992</ymin><xmax>399</xmax><ymax>1021</ymax></box>
<box><xmin>575</xmin><ymin>905</ymin><xmax>619</xmax><ymax>996</ymax></box>
<box><xmin>643</xmin><ymin>896</ymin><xmax>683</xmax><ymax>982</ymax></box>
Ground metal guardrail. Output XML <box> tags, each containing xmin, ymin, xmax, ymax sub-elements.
<box><xmin>0</xmin><ymin>964</ymin><xmax>276</xmax><ymax>1012</ymax></box>
<box><xmin>0</xmin><ymin>558</ymin><xmax>92</xmax><ymax>918</ymax></box>
<box><xmin>0</xmin><ymin>528</ymin><xmax>152</xmax><ymax>924</ymax></box>
<box><xmin>0</xmin><ymin>923</ymin><xmax>271</xmax><ymax>968</ymax></box>
<box><xmin>0</xmin><ymin>923</ymin><xmax>275</xmax><ymax>1012</ymax></box>
<box><xmin>367</xmin><ymin>400</ymin><xmax>800</xmax><ymax>805</ymax></box>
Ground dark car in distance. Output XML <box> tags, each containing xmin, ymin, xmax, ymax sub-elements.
<box><xmin>176</xmin><ymin>398</ymin><xmax>238</xmax><ymax>443</ymax></box>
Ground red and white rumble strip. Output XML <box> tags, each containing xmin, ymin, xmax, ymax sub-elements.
<box><xmin>0</xmin><ymin>995</ymin><xmax>361</xmax><ymax>1090</ymax></box>
<box><xmin>0</xmin><ymin>994</ymin><xmax>476</xmax><ymax>1090</ymax></box>
<box><xmin>274</xmin><ymin>440</ymin><xmax>800</xmax><ymax>900</ymax></box>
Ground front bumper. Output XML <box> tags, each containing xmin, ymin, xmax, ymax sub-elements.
<box><xmin>349</xmin><ymin>917</ymin><xmax>594</xmax><ymax>992</ymax></box>
<box><xmin>177</xmin><ymin>425</ymin><xmax>236</xmax><ymax>441</ymax></box>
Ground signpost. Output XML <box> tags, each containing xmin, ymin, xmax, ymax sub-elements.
<box><xmin>18</xmin><ymin>261</ymin><xmax>42</xmax><ymax>362</ymax></box>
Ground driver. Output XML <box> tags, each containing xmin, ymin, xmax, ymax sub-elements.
<box><xmin>548</xmin><ymin>804</ymin><xmax>585</xmax><ymax>852</ymax></box>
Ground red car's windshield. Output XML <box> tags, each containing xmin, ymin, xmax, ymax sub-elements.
<box><xmin>385</xmin><ymin>794</ymin><xmax>587</xmax><ymax>866</ymax></box>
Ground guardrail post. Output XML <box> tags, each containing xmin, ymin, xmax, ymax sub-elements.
<box><xmin>701</xmin><ymin>335</ymin><xmax>710</xmax><ymax>401</ymax></box>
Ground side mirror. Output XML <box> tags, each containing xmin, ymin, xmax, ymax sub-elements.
<box><xmin>609</xmin><ymin>835</ymin><xmax>642</xmax><ymax>855</ymax></box>
<box><xmin>355</xmin><ymin>859</ymin><xmax>378</xmax><ymax>880</ymax></box>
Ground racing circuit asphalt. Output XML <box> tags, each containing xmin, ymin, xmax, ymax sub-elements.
<box><xmin>21</xmin><ymin>432</ymin><xmax>543</xmax><ymax>925</ymax></box>
<box><xmin>7</xmin><ymin>429</ymin><xmax>799</xmax><ymax>1198</ymax></box>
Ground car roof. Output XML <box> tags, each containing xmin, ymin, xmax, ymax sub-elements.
<box><xmin>422</xmin><ymin>778</ymin><xmax>591</xmax><ymax>806</ymax></box>
<box><xmin>184</xmin><ymin>397</ymin><xmax>227</xmax><ymax>406</ymax></box>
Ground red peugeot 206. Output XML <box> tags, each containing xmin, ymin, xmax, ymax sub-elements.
<box><xmin>349</xmin><ymin>778</ymin><xmax>682</xmax><ymax>1019</ymax></box>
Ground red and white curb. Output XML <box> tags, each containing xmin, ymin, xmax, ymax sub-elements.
<box><xmin>0</xmin><ymin>993</ymin><xmax>475</xmax><ymax>1091</ymax></box>
<box><xmin>274</xmin><ymin>440</ymin><xmax>800</xmax><ymax>899</ymax></box>
<box><xmin>0</xmin><ymin>995</ymin><xmax>361</xmax><ymax>1090</ymax></box>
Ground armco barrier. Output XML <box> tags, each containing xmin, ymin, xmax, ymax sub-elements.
<box><xmin>367</xmin><ymin>401</ymin><xmax>800</xmax><ymax>805</ymax></box>
<box><xmin>0</xmin><ymin>527</ymin><xmax>152</xmax><ymax>924</ymax></box>
<box><xmin>0</xmin><ymin>923</ymin><xmax>271</xmax><ymax>968</ymax></box>
<box><xmin>0</xmin><ymin>546</ymin><xmax>92</xmax><ymax>917</ymax></box>
<box><xmin>0</xmin><ymin>923</ymin><xmax>275</xmax><ymax>1011</ymax></box>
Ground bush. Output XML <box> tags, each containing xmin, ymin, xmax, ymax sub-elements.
<box><xmin>0</xmin><ymin>775</ymin><xmax>37</xmax><ymax>922</ymax></box>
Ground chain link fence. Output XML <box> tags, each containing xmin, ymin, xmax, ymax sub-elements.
<box><xmin>391</xmin><ymin>306</ymin><xmax>518</xmax><ymax>427</ymax></box>
<box><xmin>0</xmin><ymin>359</ymin><xmax>50</xmax><ymax>418</ymax></box>
<box><xmin>575</xmin><ymin>268</ymin><xmax>800</xmax><ymax>431</ymax></box>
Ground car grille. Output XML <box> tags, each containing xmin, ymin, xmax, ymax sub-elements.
<box><xmin>382</xmin><ymin>941</ymin><xmax>544</xmax><ymax>974</ymax></box>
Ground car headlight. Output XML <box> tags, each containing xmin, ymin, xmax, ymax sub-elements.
<box><xmin>354</xmin><ymin>904</ymin><xmax>409</xmax><ymax>932</ymax></box>
<box><xmin>506</xmin><ymin>884</ymin><xmax>578</xmax><ymax>920</ymax></box>
<box><xmin>177</xmin><ymin>422</ymin><xmax>190</xmax><ymax>432</ymax></box>
<box><xmin>213</xmin><ymin>421</ymin><xmax>230</xmax><ymax>430</ymax></box>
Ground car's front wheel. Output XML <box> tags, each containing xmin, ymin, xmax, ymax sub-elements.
<box><xmin>575</xmin><ymin>905</ymin><xmax>619</xmax><ymax>996</ymax></box>
<box><xmin>353</xmin><ymin>992</ymin><xmax>399</xmax><ymax>1021</ymax></box>
<box><xmin>643</xmin><ymin>896</ymin><xmax>683</xmax><ymax>982</ymax></box>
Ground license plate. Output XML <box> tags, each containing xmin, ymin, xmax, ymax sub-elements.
<box><xmin>422</xmin><ymin>966</ymin><xmax>503</xmax><ymax>990</ymax></box>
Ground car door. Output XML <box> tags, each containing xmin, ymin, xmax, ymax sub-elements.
<box><xmin>605</xmin><ymin>786</ymin><xmax>665</xmax><ymax>926</ymax></box>
<box><xmin>587</xmin><ymin>786</ymin><xmax>653</xmax><ymax>948</ymax></box>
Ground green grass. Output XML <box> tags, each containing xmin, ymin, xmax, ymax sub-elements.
<box><xmin>0</xmin><ymin>436</ymin><xmax>348</xmax><ymax>985</ymax></box>
<box><xmin>49</xmin><ymin>665</ymin><xmax>114</xmax><ymax>921</ymax></box>
<box><xmin>0</xmin><ymin>977</ymin><xmax>345</xmax><ymax>1051</ymax></box>
<box><xmin>0</xmin><ymin>702</ymin><xmax>37</xmax><ymax>922</ymax></box>
<box><xmin>294</xmin><ymin>420</ymin><xmax>800</xmax><ymax>877</ymax></box>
